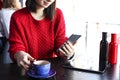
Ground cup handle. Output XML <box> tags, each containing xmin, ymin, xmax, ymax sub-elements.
<box><xmin>28</xmin><ymin>62</ymin><xmax>35</xmax><ymax>74</ymax></box>
<box><xmin>29</xmin><ymin>60</ymin><xmax>36</xmax><ymax>70</ymax></box>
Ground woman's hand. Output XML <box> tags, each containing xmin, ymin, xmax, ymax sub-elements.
<box><xmin>14</xmin><ymin>51</ymin><xmax>35</xmax><ymax>70</ymax></box>
<box><xmin>58</xmin><ymin>41</ymin><xmax>75</xmax><ymax>60</ymax></box>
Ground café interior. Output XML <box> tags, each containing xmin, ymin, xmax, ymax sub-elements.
<box><xmin>0</xmin><ymin>0</ymin><xmax>119</xmax><ymax>80</ymax></box>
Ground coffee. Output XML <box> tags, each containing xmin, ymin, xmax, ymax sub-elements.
<box><xmin>32</xmin><ymin>60</ymin><xmax>51</xmax><ymax>76</ymax></box>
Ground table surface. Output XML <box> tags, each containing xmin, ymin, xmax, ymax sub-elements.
<box><xmin>0</xmin><ymin>58</ymin><xmax>119</xmax><ymax>80</ymax></box>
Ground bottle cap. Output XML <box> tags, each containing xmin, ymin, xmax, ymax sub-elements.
<box><xmin>102</xmin><ymin>32</ymin><xmax>107</xmax><ymax>40</ymax></box>
<box><xmin>111</xmin><ymin>33</ymin><xmax>117</xmax><ymax>42</ymax></box>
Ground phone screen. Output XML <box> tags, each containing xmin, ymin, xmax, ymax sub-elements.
<box><xmin>68</xmin><ymin>34</ymin><xmax>81</xmax><ymax>44</ymax></box>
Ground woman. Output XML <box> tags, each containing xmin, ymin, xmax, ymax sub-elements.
<box><xmin>0</xmin><ymin>0</ymin><xmax>21</xmax><ymax>38</ymax></box>
<box><xmin>9</xmin><ymin>0</ymin><xmax>75</xmax><ymax>70</ymax></box>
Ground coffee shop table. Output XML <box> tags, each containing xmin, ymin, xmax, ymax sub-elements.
<box><xmin>0</xmin><ymin>58</ymin><xmax>119</xmax><ymax>80</ymax></box>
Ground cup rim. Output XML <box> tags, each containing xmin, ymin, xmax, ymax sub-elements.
<box><xmin>33</xmin><ymin>60</ymin><xmax>50</xmax><ymax>65</ymax></box>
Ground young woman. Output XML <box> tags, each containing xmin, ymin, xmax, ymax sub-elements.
<box><xmin>9</xmin><ymin>0</ymin><xmax>75</xmax><ymax>70</ymax></box>
<box><xmin>0</xmin><ymin>0</ymin><xmax>21</xmax><ymax>38</ymax></box>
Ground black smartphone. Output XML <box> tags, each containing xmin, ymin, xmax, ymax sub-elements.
<box><xmin>57</xmin><ymin>34</ymin><xmax>81</xmax><ymax>51</ymax></box>
<box><xmin>67</xmin><ymin>34</ymin><xmax>81</xmax><ymax>44</ymax></box>
<box><xmin>57</xmin><ymin>34</ymin><xmax>81</xmax><ymax>49</ymax></box>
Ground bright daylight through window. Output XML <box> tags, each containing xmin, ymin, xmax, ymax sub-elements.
<box><xmin>57</xmin><ymin>0</ymin><xmax>120</xmax><ymax>67</ymax></box>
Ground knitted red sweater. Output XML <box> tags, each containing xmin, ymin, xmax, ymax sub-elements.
<box><xmin>9</xmin><ymin>7</ymin><xmax>67</xmax><ymax>61</ymax></box>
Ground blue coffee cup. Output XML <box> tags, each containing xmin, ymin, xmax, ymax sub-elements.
<box><xmin>32</xmin><ymin>60</ymin><xmax>51</xmax><ymax>76</ymax></box>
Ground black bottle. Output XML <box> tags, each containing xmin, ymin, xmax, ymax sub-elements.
<box><xmin>99</xmin><ymin>32</ymin><xmax>108</xmax><ymax>71</ymax></box>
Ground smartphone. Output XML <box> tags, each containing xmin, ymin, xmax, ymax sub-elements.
<box><xmin>57</xmin><ymin>34</ymin><xmax>81</xmax><ymax>51</ymax></box>
<box><xmin>67</xmin><ymin>34</ymin><xmax>81</xmax><ymax>44</ymax></box>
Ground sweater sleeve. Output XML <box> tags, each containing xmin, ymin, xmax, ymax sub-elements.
<box><xmin>8</xmin><ymin>14</ymin><xmax>26</xmax><ymax>62</ymax></box>
<box><xmin>53</xmin><ymin>8</ymin><xmax>68</xmax><ymax>55</ymax></box>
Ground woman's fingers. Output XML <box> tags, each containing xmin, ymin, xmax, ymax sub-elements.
<box><xmin>18</xmin><ymin>60</ymin><xmax>29</xmax><ymax>70</ymax></box>
<box><xmin>27</xmin><ymin>54</ymin><xmax>35</xmax><ymax>61</ymax></box>
<box><xmin>58</xmin><ymin>41</ymin><xmax>74</xmax><ymax>58</ymax></box>
<box><xmin>58</xmin><ymin>48</ymin><xmax>66</xmax><ymax>56</ymax></box>
<box><xmin>66</xmin><ymin>41</ymin><xmax>74</xmax><ymax>49</ymax></box>
<box><xmin>22</xmin><ymin>54</ymin><xmax>35</xmax><ymax>70</ymax></box>
<box><xmin>15</xmin><ymin>52</ymin><xmax>35</xmax><ymax>70</ymax></box>
<box><xmin>65</xmin><ymin>43</ymin><xmax>74</xmax><ymax>53</ymax></box>
<box><xmin>18</xmin><ymin>60</ymin><xmax>23</xmax><ymax>67</ymax></box>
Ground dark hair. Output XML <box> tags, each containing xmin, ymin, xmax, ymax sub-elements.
<box><xmin>25</xmin><ymin>0</ymin><xmax>56</xmax><ymax>20</ymax></box>
<box><xmin>2</xmin><ymin>0</ymin><xmax>15</xmax><ymax>8</ymax></box>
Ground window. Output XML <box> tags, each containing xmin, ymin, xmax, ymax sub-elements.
<box><xmin>57</xmin><ymin>0</ymin><xmax>120</xmax><ymax>65</ymax></box>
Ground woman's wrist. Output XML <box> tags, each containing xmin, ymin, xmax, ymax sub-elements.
<box><xmin>68</xmin><ymin>52</ymin><xmax>75</xmax><ymax>60</ymax></box>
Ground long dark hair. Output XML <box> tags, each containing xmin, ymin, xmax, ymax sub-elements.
<box><xmin>25</xmin><ymin>0</ymin><xmax>56</xmax><ymax>20</ymax></box>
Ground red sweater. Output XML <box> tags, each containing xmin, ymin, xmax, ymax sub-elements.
<box><xmin>9</xmin><ymin>7</ymin><xmax>67</xmax><ymax>61</ymax></box>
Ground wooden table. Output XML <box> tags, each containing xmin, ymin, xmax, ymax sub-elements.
<box><xmin>0</xmin><ymin>58</ymin><xmax>119</xmax><ymax>80</ymax></box>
